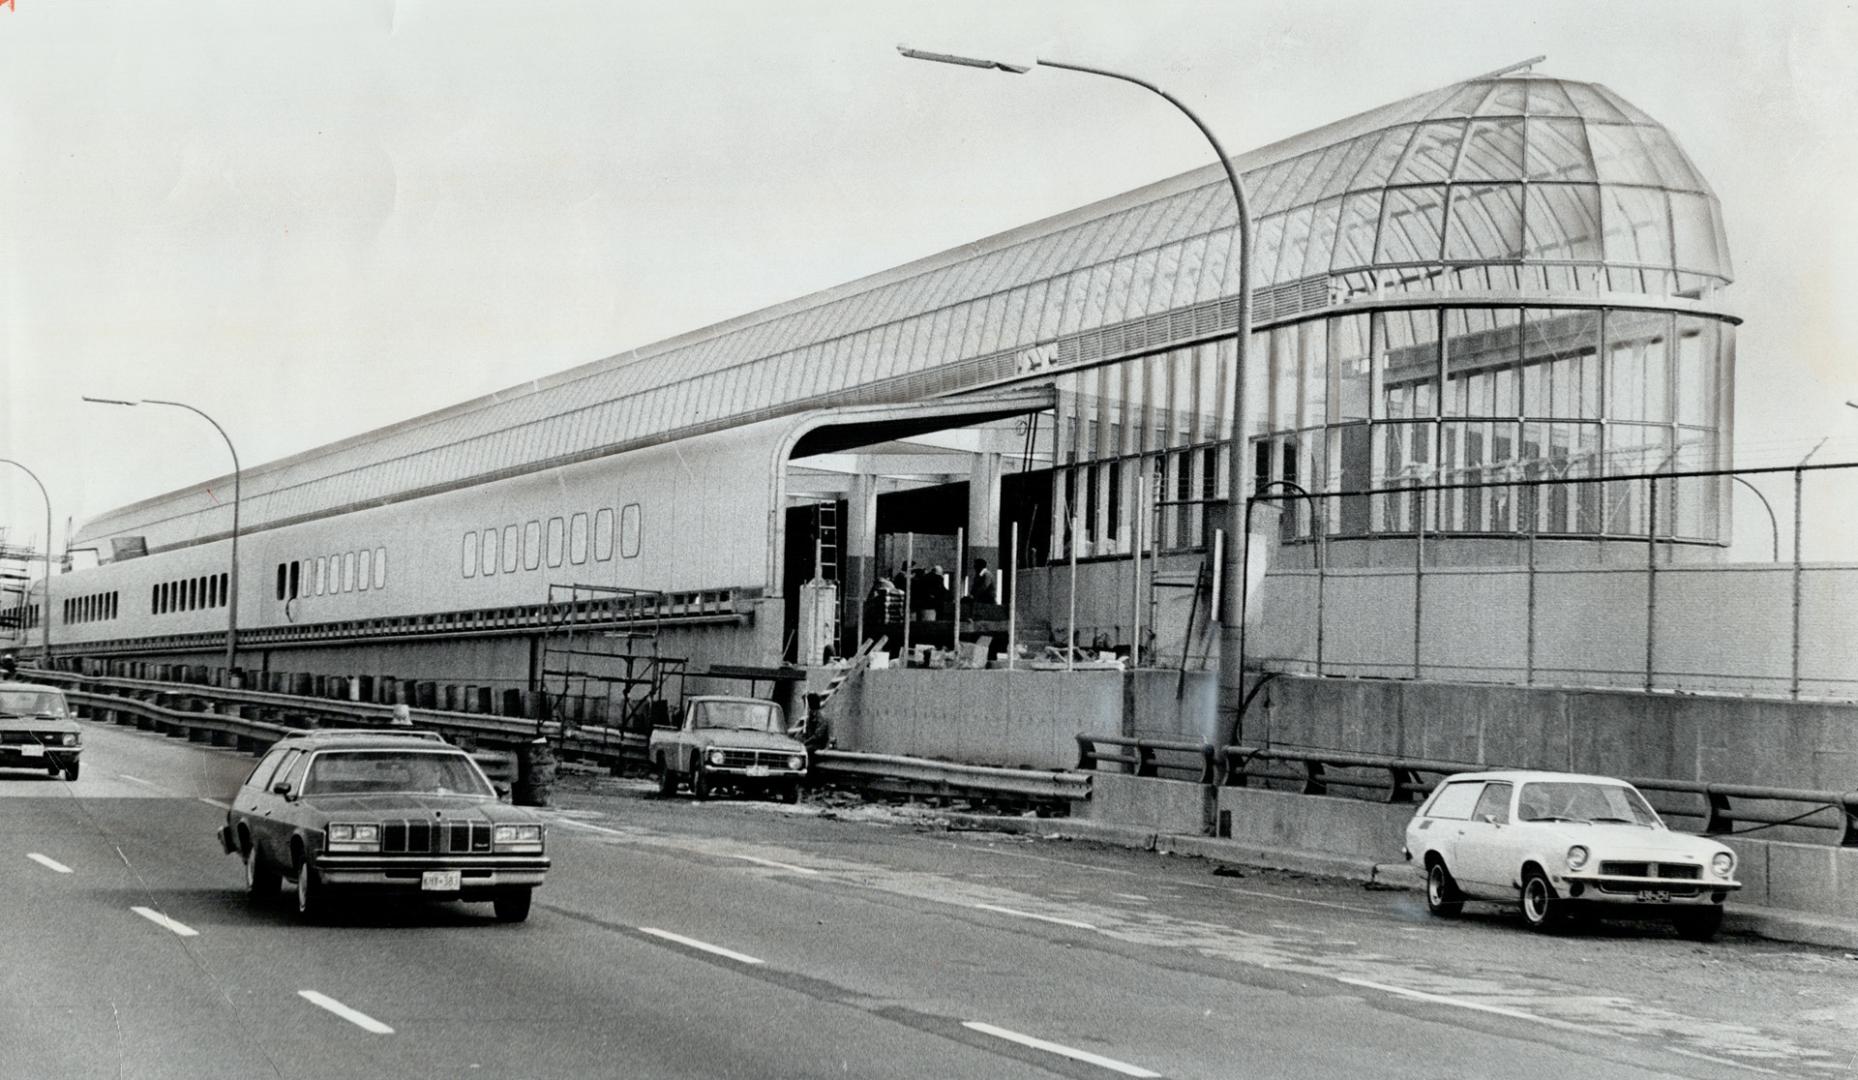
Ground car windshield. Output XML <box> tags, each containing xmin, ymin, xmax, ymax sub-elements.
<box><xmin>300</xmin><ymin>750</ymin><xmax>493</xmax><ymax>797</ymax></box>
<box><xmin>1517</xmin><ymin>781</ymin><xmax>1662</xmax><ymax>827</ymax></box>
<box><xmin>0</xmin><ymin>689</ymin><xmax>67</xmax><ymax>718</ymax></box>
<box><xmin>692</xmin><ymin>700</ymin><xmax>782</xmax><ymax>732</ymax></box>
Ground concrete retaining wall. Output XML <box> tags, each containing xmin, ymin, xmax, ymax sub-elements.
<box><xmin>835</xmin><ymin>669</ymin><xmax>1124</xmax><ymax>770</ymax></box>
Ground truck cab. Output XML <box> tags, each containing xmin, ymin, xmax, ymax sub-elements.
<box><xmin>647</xmin><ymin>695</ymin><xmax>806</xmax><ymax>803</ymax></box>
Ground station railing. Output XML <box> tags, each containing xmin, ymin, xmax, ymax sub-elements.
<box><xmin>1076</xmin><ymin>733</ymin><xmax>1858</xmax><ymax>847</ymax></box>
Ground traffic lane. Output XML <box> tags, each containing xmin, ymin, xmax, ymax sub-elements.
<box><xmin>550</xmin><ymin>782</ymin><xmax>1852</xmax><ymax>1077</ymax></box>
<box><xmin>0</xmin><ymin>719</ymin><xmax>254</xmax><ymax>804</ymax></box>
<box><xmin>3</xmin><ymin>776</ymin><xmax>1074</xmax><ymax>1080</ymax></box>
<box><xmin>0</xmin><ymin>796</ymin><xmax>293</xmax><ymax>1080</ymax></box>
<box><xmin>539</xmin><ymin>814</ymin><xmax>1717</xmax><ymax>1079</ymax></box>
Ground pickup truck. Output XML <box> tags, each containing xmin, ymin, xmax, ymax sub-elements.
<box><xmin>648</xmin><ymin>695</ymin><xmax>807</xmax><ymax>803</ymax></box>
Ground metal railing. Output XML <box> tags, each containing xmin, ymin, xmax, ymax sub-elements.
<box><xmin>1076</xmin><ymin>733</ymin><xmax>1858</xmax><ymax>846</ymax></box>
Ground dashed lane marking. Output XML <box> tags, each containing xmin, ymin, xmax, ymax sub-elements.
<box><xmin>117</xmin><ymin>774</ymin><xmax>159</xmax><ymax>788</ymax></box>
<box><xmin>130</xmin><ymin>906</ymin><xmax>199</xmax><ymax>938</ymax></box>
<box><xmin>27</xmin><ymin>853</ymin><xmax>72</xmax><ymax>874</ymax></box>
<box><xmin>973</xmin><ymin>903</ymin><xmax>1096</xmax><ymax>931</ymax></box>
<box><xmin>962</xmin><ymin>1021</ymin><xmax>1161</xmax><ymax>1078</ymax></box>
<box><xmin>638</xmin><ymin>927</ymin><xmax>764</xmax><ymax>965</ymax></box>
<box><xmin>728</xmin><ymin>854</ymin><xmax>820</xmax><ymax>875</ymax></box>
<box><xmin>197</xmin><ymin>797</ymin><xmax>231</xmax><ymax>810</ymax></box>
<box><xmin>299</xmin><ymin>991</ymin><xmax>395</xmax><ymax>1035</ymax></box>
<box><xmin>1333</xmin><ymin>976</ymin><xmax>1569</xmax><ymax>1028</ymax></box>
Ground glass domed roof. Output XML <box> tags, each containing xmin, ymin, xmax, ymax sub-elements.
<box><xmin>1242</xmin><ymin>74</ymin><xmax>1728</xmax><ymax>297</ymax></box>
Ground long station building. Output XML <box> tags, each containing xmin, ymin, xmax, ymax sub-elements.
<box><xmin>17</xmin><ymin>65</ymin><xmax>1743</xmax><ymax>711</ymax></box>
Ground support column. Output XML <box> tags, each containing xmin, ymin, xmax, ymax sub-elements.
<box><xmin>845</xmin><ymin>472</ymin><xmax>881</xmax><ymax>645</ymax></box>
<box><xmin>966</xmin><ymin>451</ymin><xmax>1002</xmax><ymax>600</ymax></box>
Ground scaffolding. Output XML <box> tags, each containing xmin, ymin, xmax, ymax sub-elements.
<box><xmin>537</xmin><ymin>584</ymin><xmax>688</xmax><ymax>752</ymax></box>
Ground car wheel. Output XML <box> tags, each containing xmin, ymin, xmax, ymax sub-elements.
<box><xmin>61</xmin><ymin>761</ymin><xmax>79</xmax><ymax>782</ymax></box>
<box><xmin>690</xmin><ymin>765</ymin><xmax>711</xmax><ymax>801</ymax></box>
<box><xmin>1425</xmin><ymin>860</ymin><xmax>1464</xmax><ymax>917</ymax></box>
<box><xmin>493</xmin><ymin>888</ymin><xmax>533</xmax><ymax>923</ymax></box>
<box><xmin>656</xmin><ymin>757</ymin><xmax>677</xmax><ymax>797</ymax></box>
<box><xmin>294</xmin><ymin>857</ymin><xmax>323</xmax><ymax>922</ymax></box>
<box><xmin>244</xmin><ymin>840</ymin><xmax>281</xmax><ymax>901</ymax></box>
<box><xmin>1520</xmin><ymin>869</ymin><xmax>1565</xmax><ymax>932</ymax></box>
<box><xmin>780</xmin><ymin>780</ymin><xmax>801</xmax><ymax>805</ymax></box>
<box><xmin>1675</xmin><ymin>906</ymin><xmax>1723</xmax><ymax>942</ymax></box>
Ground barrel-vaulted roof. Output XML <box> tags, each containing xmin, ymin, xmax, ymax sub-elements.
<box><xmin>78</xmin><ymin>69</ymin><xmax>1729</xmax><ymax>553</ymax></box>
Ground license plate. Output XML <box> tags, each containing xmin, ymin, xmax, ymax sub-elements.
<box><xmin>18</xmin><ymin>744</ymin><xmax>43</xmax><ymax>758</ymax></box>
<box><xmin>1636</xmin><ymin>889</ymin><xmax>1670</xmax><ymax>903</ymax></box>
<box><xmin>745</xmin><ymin>765</ymin><xmax>770</xmax><ymax>778</ymax></box>
<box><xmin>421</xmin><ymin>870</ymin><xmax>461</xmax><ymax>892</ymax></box>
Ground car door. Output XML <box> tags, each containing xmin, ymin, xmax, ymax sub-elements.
<box><xmin>1454</xmin><ymin>781</ymin><xmax>1516</xmax><ymax>894</ymax></box>
<box><xmin>1413</xmin><ymin>779</ymin><xmax>1483</xmax><ymax>884</ymax></box>
<box><xmin>250</xmin><ymin>748</ymin><xmax>306</xmax><ymax>861</ymax></box>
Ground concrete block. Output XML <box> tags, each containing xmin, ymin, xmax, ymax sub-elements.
<box><xmin>1767</xmin><ymin>842</ymin><xmax>1839</xmax><ymax>917</ymax></box>
<box><xmin>1215</xmin><ymin>784</ymin><xmax>1410</xmax><ymax>863</ymax></box>
<box><xmin>1087</xmin><ymin>773</ymin><xmax>1214</xmax><ymax>835</ymax></box>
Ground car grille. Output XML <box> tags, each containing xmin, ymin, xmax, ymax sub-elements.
<box><xmin>1595</xmin><ymin>881</ymin><xmax>1704</xmax><ymax>897</ymax></box>
<box><xmin>1597</xmin><ymin>861</ymin><xmax>1703</xmax><ymax>880</ymax></box>
<box><xmin>380</xmin><ymin>820</ymin><xmax>493</xmax><ymax>854</ymax></box>
<box><xmin>717</xmin><ymin>749</ymin><xmax>795</xmax><ymax>769</ymax></box>
<box><xmin>0</xmin><ymin>731</ymin><xmax>55</xmax><ymax>745</ymax></box>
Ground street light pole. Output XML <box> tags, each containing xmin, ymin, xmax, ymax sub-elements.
<box><xmin>0</xmin><ymin>459</ymin><xmax>53</xmax><ymax>664</ymax></box>
<box><xmin>898</xmin><ymin>46</ymin><xmax>1253</xmax><ymax>733</ymax></box>
<box><xmin>83</xmin><ymin>396</ymin><xmax>242</xmax><ymax>682</ymax></box>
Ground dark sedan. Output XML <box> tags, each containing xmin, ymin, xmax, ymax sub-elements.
<box><xmin>217</xmin><ymin>730</ymin><xmax>549</xmax><ymax>922</ymax></box>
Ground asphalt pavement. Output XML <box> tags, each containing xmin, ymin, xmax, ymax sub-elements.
<box><xmin>2</xmin><ymin>720</ymin><xmax>1854</xmax><ymax>1079</ymax></box>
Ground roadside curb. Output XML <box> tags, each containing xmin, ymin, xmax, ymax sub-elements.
<box><xmin>946</xmin><ymin>812</ymin><xmax>1858</xmax><ymax>950</ymax></box>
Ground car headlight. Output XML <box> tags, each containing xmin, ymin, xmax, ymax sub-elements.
<box><xmin>326</xmin><ymin>823</ymin><xmax>381</xmax><ymax>852</ymax></box>
<box><xmin>494</xmin><ymin>823</ymin><xmax>544</xmax><ymax>851</ymax></box>
<box><xmin>61</xmin><ymin>733</ymin><xmax>78</xmax><ymax>747</ymax></box>
<box><xmin>1566</xmin><ymin>845</ymin><xmax>1589</xmax><ymax>872</ymax></box>
<box><xmin>707</xmin><ymin>748</ymin><xmax>726</xmax><ymax>765</ymax></box>
<box><xmin>1711</xmin><ymin>852</ymin><xmax>1735</xmax><ymax>878</ymax></box>
<box><xmin>786</xmin><ymin>755</ymin><xmax>804</xmax><ymax>771</ymax></box>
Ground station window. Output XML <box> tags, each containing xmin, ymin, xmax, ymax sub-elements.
<box><xmin>358</xmin><ymin>548</ymin><xmax>372</xmax><ymax>592</ymax></box>
<box><xmin>290</xmin><ymin>561</ymin><xmax>301</xmax><ymax>600</ymax></box>
<box><xmin>546</xmin><ymin>517</ymin><xmax>565</xmax><ymax>568</ymax></box>
<box><xmin>462</xmin><ymin>532</ymin><xmax>478</xmax><ymax>578</ymax></box>
<box><xmin>620</xmin><ymin>503</ymin><xmax>642</xmax><ymax>559</ymax></box>
<box><xmin>344</xmin><ymin>551</ymin><xmax>357</xmax><ymax>592</ymax></box>
<box><xmin>219</xmin><ymin>572</ymin><xmax>228</xmax><ymax>607</ymax></box>
<box><xmin>524</xmin><ymin>520</ymin><xmax>542</xmax><ymax>571</ymax></box>
<box><xmin>501</xmin><ymin>524</ymin><xmax>519</xmax><ymax>574</ymax></box>
<box><xmin>569</xmin><ymin>512</ymin><xmax>589</xmax><ymax>565</ymax></box>
<box><xmin>481</xmin><ymin>527</ymin><xmax>499</xmax><ymax>576</ymax></box>
<box><xmin>373</xmin><ymin>547</ymin><xmax>386</xmax><ymax>589</ymax></box>
<box><xmin>593</xmin><ymin>508</ymin><xmax>614</xmax><ymax>561</ymax></box>
<box><xmin>276</xmin><ymin>564</ymin><xmax>287</xmax><ymax>602</ymax></box>
<box><xmin>331</xmin><ymin>553</ymin><xmax>344</xmax><ymax>593</ymax></box>
<box><xmin>315</xmin><ymin>556</ymin><xmax>327</xmax><ymax>596</ymax></box>
<box><xmin>151</xmin><ymin>585</ymin><xmax>160</xmax><ymax>615</ymax></box>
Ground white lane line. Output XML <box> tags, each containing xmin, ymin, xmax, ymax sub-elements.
<box><xmin>638</xmin><ymin>927</ymin><xmax>765</xmax><ymax>965</ymax></box>
<box><xmin>1110</xmin><ymin>893</ymin><xmax>1149</xmax><ymax>902</ymax></box>
<box><xmin>554</xmin><ymin>819</ymin><xmax>630</xmax><ymax>837</ymax></box>
<box><xmin>1333</xmin><ymin>976</ymin><xmax>1568</xmax><ymax>1027</ymax></box>
<box><xmin>299</xmin><ymin>990</ymin><xmax>395</xmax><ymax>1035</ymax></box>
<box><xmin>117</xmin><ymin>773</ymin><xmax>160</xmax><ymax>788</ymax></box>
<box><xmin>974</xmin><ymin>903</ymin><xmax>1096</xmax><ymax>930</ymax></box>
<box><xmin>130</xmin><ymin>906</ymin><xmax>199</xmax><ymax>938</ymax></box>
<box><xmin>728</xmin><ymin>854</ymin><xmax>820</xmax><ymax>875</ymax></box>
<box><xmin>1668</xmin><ymin>1046</ymin><xmax>1781</xmax><ymax>1077</ymax></box>
<box><xmin>197</xmin><ymin>797</ymin><xmax>231</xmax><ymax>810</ymax></box>
<box><xmin>27</xmin><ymin>853</ymin><xmax>73</xmax><ymax>874</ymax></box>
<box><xmin>962</xmin><ymin>1021</ymin><xmax>1161</xmax><ymax>1078</ymax></box>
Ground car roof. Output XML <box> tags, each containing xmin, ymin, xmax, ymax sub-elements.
<box><xmin>1438</xmin><ymin>770</ymin><xmax>1634</xmax><ymax>786</ymax></box>
<box><xmin>274</xmin><ymin>730</ymin><xmax>458</xmax><ymax>751</ymax></box>
<box><xmin>0</xmin><ymin>681</ymin><xmax>63</xmax><ymax>694</ymax></box>
<box><xmin>689</xmin><ymin>695</ymin><xmax>776</xmax><ymax>706</ymax></box>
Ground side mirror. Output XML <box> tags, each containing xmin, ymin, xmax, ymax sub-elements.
<box><xmin>494</xmin><ymin>784</ymin><xmax>511</xmax><ymax>802</ymax></box>
<box><xmin>1478</xmin><ymin>812</ymin><xmax>1503</xmax><ymax>826</ymax></box>
<box><xmin>271</xmin><ymin>781</ymin><xmax>293</xmax><ymax>798</ymax></box>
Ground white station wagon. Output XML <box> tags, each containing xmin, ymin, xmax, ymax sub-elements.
<box><xmin>1404</xmin><ymin>770</ymin><xmax>1740</xmax><ymax>940</ymax></box>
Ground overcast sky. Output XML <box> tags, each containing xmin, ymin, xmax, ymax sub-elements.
<box><xmin>3</xmin><ymin>0</ymin><xmax>1855</xmax><ymax>560</ymax></box>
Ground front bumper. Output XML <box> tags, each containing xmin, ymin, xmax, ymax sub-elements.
<box><xmin>0</xmin><ymin>745</ymin><xmax>79</xmax><ymax>768</ymax></box>
<box><xmin>310</xmin><ymin>854</ymin><xmax>551</xmax><ymax>893</ymax></box>
<box><xmin>1554</xmin><ymin>871</ymin><xmax>1740</xmax><ymax>906</ymax></box>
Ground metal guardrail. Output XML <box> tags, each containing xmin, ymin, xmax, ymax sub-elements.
<box><xmin>1076</xmin><ymin>734</ymin><xmax>1858</xmax><ymax>846</ymax></box>
<box><xmin>27</xmin><ymin>670</ymin><xmax>1080</xmax><ymax>807</ymax></box>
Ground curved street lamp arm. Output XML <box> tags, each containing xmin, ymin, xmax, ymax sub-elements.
<box><xmin>0</xmin><ymin>457</ymin><xmax>53</xmax><ymax>661</ymax></box>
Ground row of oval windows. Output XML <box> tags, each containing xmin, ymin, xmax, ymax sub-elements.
<box><xmin>154</xmin><ymin>572</ymin><xmax>230</xmax><ymax>616</ymax></box>
<box><xmin>275</xmin><ymin>548</ymin><xmax>388</xmax><ymax>602</ymax></box>
<box><xmin>64</xmin><ymin>591</ymin><xmax>121</xmax><ymax>625</ymax></box>
<box><xmin>462</xmin><ymin>505</ymin><xmax>641</xmax><ymax>579</ymax></box>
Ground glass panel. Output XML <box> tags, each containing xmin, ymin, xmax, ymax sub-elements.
<box><xmin>1444</xmin><ymin>307</ymin><xmax>1520</xmax><ymax>417</ymax></box>
<box><xmin>1520</xmin><ymin>309</ymin><xmax>1600</xmax><ymax>419</ymax></box>
<box><xmin>1332</xmin><ymin>191</ymin><xmax>1383</xmax><ymax>272</ymax></box>
<box><xmin>546</xmin><ymin>517</ymin><xmax>565</xmax><ymax>568</ymax></box>
<box><xmin>569</xmin><ymin>512</ymin><xmax>589</xmax><ymax>564</ymax></box>
<box><xmin>1607</xmin><ymin>310</ymin><xmax>1671</xmax><ymax>424</ymax></box>
<box><xmin>1299</xmin><ymin>197</ymin><xmax>1343</xmax><ymax>279</ymax></box>
<box><xmin>594</xmin><ymin>508</ymin><xmax>614</xmax><ymax>561</ymax></box>
<box><xmin>1597</xmin><ymin>424</ymin><xmax>1671</xmax><ymax>536</ymax></box>
<box><xmin>1674</xmin><ymin>316</ymin><xmax>1719</xmax><ymax>427</ymax></box>
<box><xmin>1526</xmin><ymin>80</ymin><xmax>1578</xmax><ymax>117</ymax></box>
<box><xmin>1376</xmin><ymin>309</ymin><xmax>1440</xmax><ymax>418</ymax></box>
<box><xmin>1330</xmin><ymin>314</ymin><xmax>1372</xmax><ymax>422</ymax></box>
<box><xmin>374</xmin><ymin>547</ymin><xmax>386</xmax><ymax>590</ymax></box>
<box><xmin>1375</xmin><ymin>186</ymin><xmax>1448</xmax><ymax>266</ymax></box>
<box><xmin>501</xmin><ymin>525</ymin><xmax>519</xmax><ymax>574</ymax></box>
<box><xmin>1371</xmin><ymin>420</ymin><xmax>1436</xmax><ymax>532</ymax></box>
<box><xmin>1457</xmin><ymin>119</ymin><xmax>1526</xmax><ymax>180</ymax></box>
<box><xmin>1585</xmin><ymin>123</ymin><xmax>1660</xmax><ymax>185</ymax></box>
<box><xmin>1251</xmin><ymin>214</ymin><xmax>1288</xmax><ymax>289</ymax></box>
<box><xmin>1601</xmin><ymin>187</ymin><xmax>1672</xmax><ymax>268</ymax></box>
<box><xmin>1523</xmin><ymin>118</ymin><xmax>1596</xmax><ymax>182</ymax></box>
<box><xmin>1390</xmin><ymin>121</ymin><xmax>1466</xmax><ymax>185</ymax></box>
<box><xmin>1314</xmin><ymin>134</ymin><xmax>1379</xmax><ymax>201</ymax></box>
<box><xmin>1524</xmin><ymin>184</ymin><xmax>1602</xmax><ymax>262</ymax></box>
<box><xmin>358</xmin><ymin>549</ymin><xmax>371</xmax><ymax>592</ymax></box>
<box><xmin>1563</xmin><ymin>82</ymin><xmax>1628</xmax><ymax>122</ymax></box>
<box><xmin>1273</xmin><ymin>204</ymin><xmax>1317</xmax><ymax>284</ymax></box>
<box><xmin>1669</xmin><ymin>192</ymin><xmax>1721</xmax><ymax>275</ymax></box>
<box><xmin>1350</xmin><ymin>125</ymin><xmax>1418</xmax><ymax>190</ymax></box>
<box><xmin>1444</xmin><ymin>183</ymin><xmax>1525</xmax><ymax>261</ymax></box>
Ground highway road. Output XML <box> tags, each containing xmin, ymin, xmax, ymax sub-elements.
<box><xmin>2</xmin><ymin>720</ymin><xmax>1854</xmax><ymax>1079</ymax></box>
